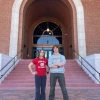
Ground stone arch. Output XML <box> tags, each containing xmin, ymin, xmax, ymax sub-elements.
<box><xmin>28</xmin><ymin>17</ymin><xmax>66</xmax><ymax>57</ymax></box>
<box><xmin>29</xmin><ymin>17</ymin><xmax>66</xmax><ymax>38</ymax></box>
<box><xmin>9</xmin><ymin>0</ymin><xmax>86</xmax><ymax>57</ymax></box>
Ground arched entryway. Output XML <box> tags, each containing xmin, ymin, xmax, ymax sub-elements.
<box><xmin>9</xmin><ymin>0</ymin><xmax>86</xmax><ymax>59</ymax></box>
<box><xmin>32</xmin><ymin>21</ymin><xmax>63</xmax><ymax>59</ymax></box>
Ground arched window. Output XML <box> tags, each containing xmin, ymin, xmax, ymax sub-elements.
<box><xmin>33</xmin><ymin>22</ymin><xmax>62</xmax><ymax>45</ymax></box>
<box><xmin>32</xmin><ymin>21</ymin><xmax>63</xmax><ymax>58</ymax></box>
<box><xmin>37</xmin><ymin>36</ymin><xmax>59</xmax><ymax>44</ymax></box>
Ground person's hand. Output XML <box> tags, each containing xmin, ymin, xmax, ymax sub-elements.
<box><xmin>51</xmin><ymin>64</ymin><xmax>58</xmax><ymax>68</ymax></box>
<box><xmin>52</xmin><ymin>64</ymin><xmax>58</xmax><ymax>68</ymax></box>
<box><xmin>32</xmin><ymin>71</ymin><xmax>37</xmax><ymax>75</ymax></box>
<box><xmin>55</xmin><ymin>63</ymin><xmax>60</xmax><ymax>66</ymax></box>
<box><xmin>53</xmin><ymin>64</ymin><xmax>60</xmax><ymax>68</ymax></box>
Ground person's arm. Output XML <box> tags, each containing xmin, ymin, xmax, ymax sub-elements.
<box><xmin>51</xmin><ymin>64</ymin><xmax>58</xmax><ymax>68</ymax></box>
<box><xmin>48</xmin><ymin>57</ymin><xmax>58</xmax><ymax>68</ymax></box>
<box><xmin>46</xmin><ymin>59</ymin><xmax>49</xmax><ymax>73</ymax></box>
<box><xmin>56</xmin><ymin>55</ymin><xmax>66</xmax><ymax>67</ymax></box>
<box><xmin>28</xmin><ymin>62</ymin><xmax>37</xmax><ymax>75</ymax></box>
<box><xmin>46</xmin><ymin>65</ymin><xmax>50</xmax><ymax>74</ymax></box>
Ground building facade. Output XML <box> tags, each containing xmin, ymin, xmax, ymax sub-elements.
<box><xmin>0</xmin><ymin>0</ymin><xmax>100</xmax><ymax>59</ymax></box>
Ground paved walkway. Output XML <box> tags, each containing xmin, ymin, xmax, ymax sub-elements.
<box><xmin>0</xmin><ymin>89</ymin><xmax>100</xmax><ymax>100</ymax></box>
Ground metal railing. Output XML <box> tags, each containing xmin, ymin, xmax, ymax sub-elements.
<box><xmin>0</xmin><ymin>50</ymin><xmax>23</xmax><ymax>79</ymax></box>
<box><xmin>72</xmin><ymin>49</ymin><xmax>100</xmax><ymax>83</ymax></box>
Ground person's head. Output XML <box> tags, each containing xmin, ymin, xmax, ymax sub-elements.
<box><xmin>38</xmin><ymin>50</ymin><xmax>45</xmax><ymax>58</ymax></box>
<box><xmin>52</xmin><ymin>45</ymin><xmax>60</xmax><ymax>54</ymax></box>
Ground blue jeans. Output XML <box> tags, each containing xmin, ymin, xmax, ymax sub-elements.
<box><xmin>35</xmin><ymin>75</ymin><xmax>46</xmax><ymax>100</ymax></box>
<box><xmin>49</xmin><ymin>73</ymin><xmax>69</xmax><ymax>100</ymax></box>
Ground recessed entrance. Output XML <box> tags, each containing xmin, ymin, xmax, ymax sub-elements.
<box><xmin>32</xmin><ymin>21</ymin><xmax>63</xmax><ymax>58</ymax></box>
<box><xmin>9</xmin><ymin>0</ymin><xmax>86</xmax><ymax>59</ymax></box>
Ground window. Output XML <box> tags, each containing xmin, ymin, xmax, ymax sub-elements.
<box><xmin>33</xmin><ymin>21</ymin><xmax>62</xmax><ymax>45</ymax></box>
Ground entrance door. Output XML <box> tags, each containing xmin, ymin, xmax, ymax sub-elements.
<box><xmin>32</xmin><ymin>47</ymin><xmax>64</xmax><ymax>59</ymax></box>
<box><xmin>32</xmin><ymin>21</ymin><xmax>63</xmax><ymax>59</ymax></box>
<box><xmin>45</xmin><ymin>50</ymin><xmax>52</xmax><ymax>58</ymax></box>
<box><xmin>32</xmin><ymin>47</ymin><xmax>53</xmax><ymax>59</ymax></box>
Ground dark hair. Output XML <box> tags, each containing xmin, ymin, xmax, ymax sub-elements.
<box><xmin>38</xmin><ymin>50</ymin><xmax>45</xmax><ymax>58</ymax></box>
<box><xmin>52</xmin><ymin>45</ymin><xmax>60</xmax><ymax>52</ymax></box>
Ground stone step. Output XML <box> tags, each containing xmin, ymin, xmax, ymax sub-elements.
<box><xmin>6</xmin><ymin>75</ymin><xmax>91</xmax><ymax>79</ymax></box>
<box><xmin>0</xmin><ymin>83</ymin><xmax>100</xmax><ymax>88</ymax></box>
<box><xmin>3</xmin><ymin>80</ymin><xmax>94</xmax><ymax>84</ymax></box>
<box><xmin>4</xmin><ymin>78</ymin><xmax>93</xmax><ymax>82</ymax></box>
<box><xmin>0</xmin><ymin>59</ymin><xmax>100</xmax><ymax>89</ymax></box>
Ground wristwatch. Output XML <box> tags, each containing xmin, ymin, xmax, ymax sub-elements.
<box><xmin>57</xmin><ymin>66</ymin><xmax>60</xmax><ymax>68</ymax></box>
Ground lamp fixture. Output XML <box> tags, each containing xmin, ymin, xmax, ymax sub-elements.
<box><xmin>47</xmin><ymin>28</ymin><xmax>50</xmax><ymax>32</ymax></box>
<box><xmin>49</xmin><ymin>32</ymin><xmax>51</xmax><ymax>34</ymax></box>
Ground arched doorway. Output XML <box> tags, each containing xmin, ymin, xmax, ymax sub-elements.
<box><xmin>32</xmin><ymin>21</ymin><xmax>63</xmax><ymax>58</ymax></box>
<box><xmin>9</xmin><ymin>0</ymin><xmax>86</xmax><ymax>59</ymax></box>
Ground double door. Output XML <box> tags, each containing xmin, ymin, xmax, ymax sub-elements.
<box><xmin>32</xmin><ymin>47</ymin><xmax>64</xmax><ymax>59</ymax></box>
<box><xmin>32</xmin><ymin>47</ymin><xmax>53</xmax><ymax>59</ymax></box>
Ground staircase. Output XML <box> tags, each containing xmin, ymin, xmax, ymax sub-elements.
<box><xmin>0</xmin><ymin>59</ymin><xmax>100</xmax><ymax>89</ymax></box>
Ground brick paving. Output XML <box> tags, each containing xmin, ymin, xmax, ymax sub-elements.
<box><xmin>0</xmin><ymin>88</ymin><xmax>100</xmax><ymax>100</ymax></box>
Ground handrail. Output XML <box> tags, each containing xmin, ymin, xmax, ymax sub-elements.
<box><xmin>0</xmin><ymin>50</ymin><xmax>23</xmax><ymax>79</ymax></box>
<box><xmin>72</xmin><ymin>49</ymin><xmax>100</xmax><ymax>83</ymax></box>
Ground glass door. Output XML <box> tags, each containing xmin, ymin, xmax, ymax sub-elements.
<box><xmin>32</xmin><ymin>47</ymin><xmax>53</xmax><ymax>59</ymax></box>
<box><xmin>48</xmin><ymin>50</ymin><xmax>52</xmax><ymax>58</ymax></box>
<box><xmin>32</xmin><ymin>47</ymin><xmax>64</xmax><ymax>59</ymax></box>
<box><xmin>44</xmin><ymin>50</ymin><xmax>52</xmax><ymax>59</ymax></box>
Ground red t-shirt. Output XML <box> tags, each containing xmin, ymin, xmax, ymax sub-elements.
<box><xmin>32</xmin><ymin>58</ymin><xmax>48</xmax><ymax>76</ymax></box>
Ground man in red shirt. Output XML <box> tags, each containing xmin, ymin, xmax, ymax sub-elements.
<box><xmin>28</xmin><ymin>50</ymin><xmax>49</xmax><ymax>100</ymax></box>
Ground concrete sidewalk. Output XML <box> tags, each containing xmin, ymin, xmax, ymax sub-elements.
<box><xmin>0</xmin><ymin>89</ymin><xmax>100</xmax><ymax>100</ymax></box>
